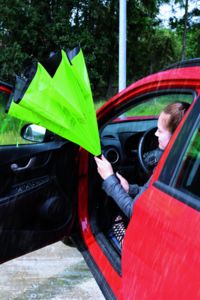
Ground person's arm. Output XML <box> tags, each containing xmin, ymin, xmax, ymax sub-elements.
<box><xmin>102</xmin><ymin>175</ymin><xmax>135</xmax><ymax>218</ymax></box>
<box><xmin>94</xmin><ymin>155</ymin><xmax>150</xmax><ymax>217</ymax></box>
<box><xmin>128</xmin><ymin>184</ymin><xmax>140</xmax><ymax>196</ymax></box>
<box><xmin>103</xmin><ymin>175</ymin><xmax>151</xmax><ymax>218</ymax></box>
<box><xmin>129</xmin><ymin>178</ymin><xmax>151</xmax><ymax>198</ymax></box>
<box><xmin>116</xmin><ymin>172</ymin><xmax>146</xmax><ymax>196</ymax></box>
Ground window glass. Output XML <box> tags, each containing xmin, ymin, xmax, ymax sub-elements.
<box><xmin>122</xmin><ymin>93</ymin><xmax>193</xmax><ymax>117</ymax></box>
<box><xmin>175</xmin><ymin>122</ymin><xmax>200</xmax><ymax>198</ymax></box>
<box><xmin>103</xmin><ymin>92</ymin><xmax>193</xmax><ymax>138</ymax></box>
<box><xmin>0</xmin><ymin>91</ymin><xmax>31</xmax><ymax>145</ymax></box>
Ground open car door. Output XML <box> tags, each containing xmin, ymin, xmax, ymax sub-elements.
<box><xmin>0</xmin><ymin>81</ymin><xmax>79</xmax><ymax>262</ymax></box>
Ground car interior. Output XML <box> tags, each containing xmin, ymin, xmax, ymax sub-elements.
<box><xmin>87</xmin><ymin>115</ymin><xmax>159</xmax><ymax>273</ymax></box>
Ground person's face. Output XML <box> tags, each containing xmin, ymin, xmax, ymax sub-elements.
<box><xmin>155</xmin><ymin>112</ymin><xmax>172</xmax><ymax>150</ymax></box>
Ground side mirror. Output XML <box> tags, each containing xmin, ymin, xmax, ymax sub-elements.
<box><xmin>21</xmin><ymin>124</ymin><xmax>46</xmax><ymax>143</ymax></box>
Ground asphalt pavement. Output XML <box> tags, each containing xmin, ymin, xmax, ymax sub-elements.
<box><xmin>0</xmin><ymin>242</ymin><xmax>104</xmax><ymax>300</ymax></box>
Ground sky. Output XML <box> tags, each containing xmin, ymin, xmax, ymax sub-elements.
<box><xmin>158</xmin><ymin>0</ymin><xmax>200</xmax><ymax>27</ymax></box>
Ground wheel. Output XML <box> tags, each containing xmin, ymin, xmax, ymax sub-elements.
<box><xmin>138</xmin><ymin>127</ymin><xmax>160</xmax><ymax>175</ymax></box>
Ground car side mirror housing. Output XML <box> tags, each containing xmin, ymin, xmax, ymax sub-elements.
<box><xmin>21</xmin><ymin>124</ymin><xmax>46</xmax><ymax>143</ymax></box>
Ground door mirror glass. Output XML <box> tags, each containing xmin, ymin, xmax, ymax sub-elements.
<box><xmin>22</xmin><ymin>124</ymin><xmax>46</xmax><ymax>143</ymax></box>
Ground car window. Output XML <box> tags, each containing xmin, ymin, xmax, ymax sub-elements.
<box><xmin>174</xmin><ymin>123</ymin><xmax>200</xmax><ymax>199</ymax></box>
<box><xmin>101</xmin><ymin>91</ymin><xmax>194</xmax><ymax>149</ymax></box>
<box><xmin>0</xmin><ymin>91</ymin><xmax>43</xmax><ymax>146</ymax></box>
<box><xmin>122</xmin><ymin>93</ymin><xmax>193</xmax><ymax>117</ymax></box>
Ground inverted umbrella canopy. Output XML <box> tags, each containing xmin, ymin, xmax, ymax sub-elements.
<box><xmin>7</xmin><ymin>47</ymin><xmax>101</xmax><ymax>155</ymax></box>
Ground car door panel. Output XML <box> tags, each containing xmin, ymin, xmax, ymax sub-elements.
<box><xmin>122</xmin><ymin>185</ymin><xmax>200</xmax><ymax>299</ymax></box>
<box><xmin>0</xmin><ymin>141</ymin><xmax>79</xmax><ymax>263</ymax></box>
<box><xmin>0</xmin><ymin>140</ymin><xmax>65</xmax><ymax>165</ymax></box>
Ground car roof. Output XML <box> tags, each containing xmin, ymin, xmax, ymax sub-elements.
<box><xmin>120</xmin><ymin>64</ymin><xmax>200</xmax><ymax>97</ymax></box>
<box><xmin>163</xmin><ymin>58</ymin><xmax>200</xmax><ymax>70</ymax></box>
<box><xmin>98</xmin><ymin>59</ymin><xmax>200</xmax><ymax>118</ymax></box>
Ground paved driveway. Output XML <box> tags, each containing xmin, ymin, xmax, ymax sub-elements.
<box><xmin>0</xmin><ymin>242</ymin><xmax>104</xmax><ymax>300</ymax></box>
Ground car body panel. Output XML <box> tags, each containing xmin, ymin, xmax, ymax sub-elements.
<box><xmin>122</xmin><ymin>185</ymin><xmax>200</xmax><ymax>299</ymax></box>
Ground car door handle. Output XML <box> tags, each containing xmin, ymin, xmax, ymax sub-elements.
<box><xmin>10</xmin><ymin>157</ymin><xmax>38</xmax><ymax>172</ymax></box>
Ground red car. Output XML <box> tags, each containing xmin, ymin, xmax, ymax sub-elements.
<box><xmin>0</xmin><ymin>59</ymin><xmax>200</xmax><ymax>299</ymax></box>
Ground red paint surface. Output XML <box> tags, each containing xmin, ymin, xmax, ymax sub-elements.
<box><xmin>0</xmin><ymin>85</ymin><xmax>12</xmax><ymax>94</ymax></box>
<box><xmin>122</xmin><ymin>186</ymin><xmax>200</xmax><ymax>299</ymax></box>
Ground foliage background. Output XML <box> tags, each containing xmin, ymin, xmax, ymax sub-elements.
<box><xmin>0</xmin><ymin>0</ymin><xmax>199</xmax><ymax>101</ymax></box>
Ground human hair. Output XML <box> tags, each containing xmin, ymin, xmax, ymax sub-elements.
<box><xmin>162</xmin><ymin>101</ymin><xmax>190</xmax><ymax>133</ymax></box>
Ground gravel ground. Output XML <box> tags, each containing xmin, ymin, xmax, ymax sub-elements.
<box><xmin>0</xmin><ymin>242</ymin><xmax>104</xmax><ymax>300</ymax></box>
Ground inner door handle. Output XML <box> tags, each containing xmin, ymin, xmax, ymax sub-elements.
<box><xmin>11</xmin><ymin>157</ymin><xmax>38</xmax><ymax>172</ymax></box>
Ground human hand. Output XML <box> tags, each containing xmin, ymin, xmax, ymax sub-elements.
<box><xmin>116</xmin><ymin>172</ymin><xmax>129</xmax><ymax>193</ymax></box>
<box><xmin>94</xmin><ymin>155</ymin><xmax>114</xmax><ymax>180</ymax></box>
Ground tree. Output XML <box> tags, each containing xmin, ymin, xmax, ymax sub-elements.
<box><xmin>0</xmin><ymin>0</ymin><xmax>73</xmax><ymax>81</ymax></box>
<box><xmin>168</xmin><ymin>0</ymin><xmax>199</xmax><ymax>61</ymax></box>
<box><xmin>181</xmin><ymin>0</ymin><xmax>189</xmax><ymax>60</ymax></box>
<box><xmin>186</xmin><ymin>8</ymin><xmax>200</xmax><ymax>58</ymax></box>
<box><xmin>0</xmin><ymin>0</ymin><xmax>198</xmax><ymax>101</ymax></box>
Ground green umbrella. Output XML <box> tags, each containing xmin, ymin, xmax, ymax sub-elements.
<box><xmin>7</xmin><ymin>48</ymin><xmax>101</xmax><ymax>155</ymax></box>
<box><xmin>8</xmin><ymin>101</ymin><xmax>96</xmax><ymax>153</ymax></box>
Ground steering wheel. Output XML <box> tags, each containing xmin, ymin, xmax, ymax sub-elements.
<box><xmin>138</xmin><ymin>127</ymin><xmax>159</xmax><ymax>175</ymax></box>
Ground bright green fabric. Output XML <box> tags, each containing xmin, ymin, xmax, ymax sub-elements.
<box><xmin>8</xmin><ymin>101</ymin><xmax>95</xmax><ymax>152</ymax></box>
<box><xmin>8</xmin><ymin>49</ymin><xmax>101</xmax><ymax>155</ymax></box>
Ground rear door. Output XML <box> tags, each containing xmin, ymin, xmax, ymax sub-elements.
<box><xmin>0</xmin><ymin>82</ymin><xmax>79</xmax><ymax>263</ymax></box>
